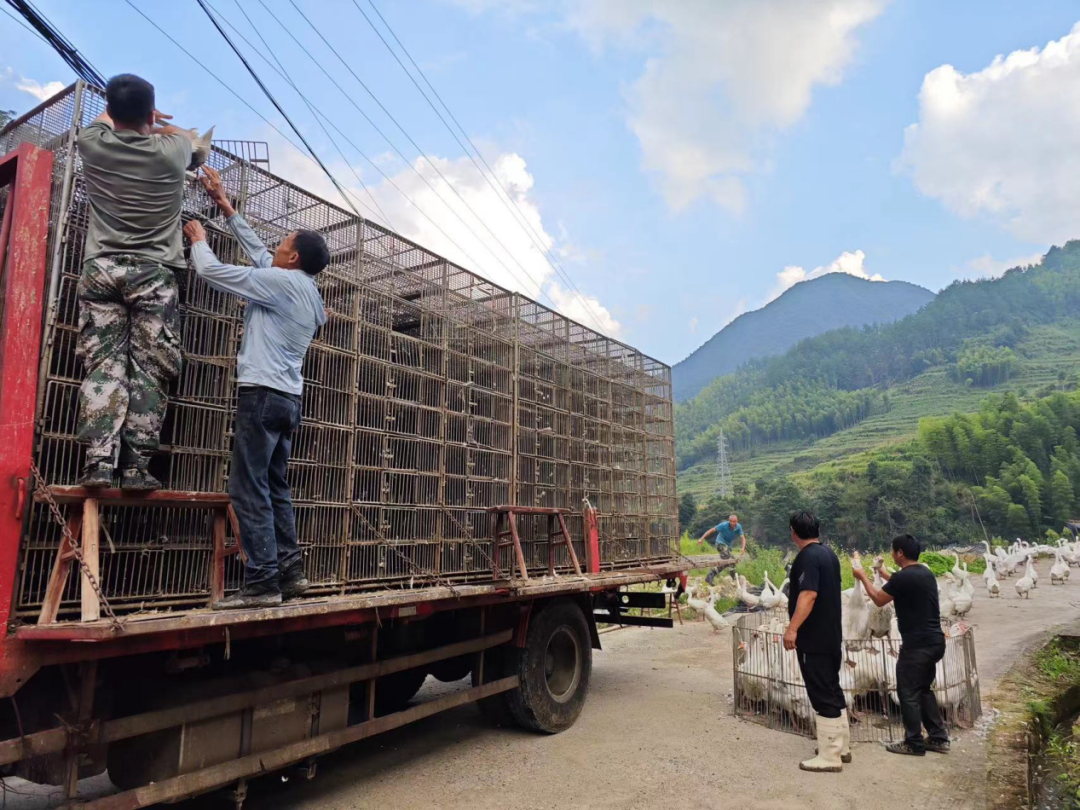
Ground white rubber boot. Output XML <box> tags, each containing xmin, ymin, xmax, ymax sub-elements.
<box><xmin>839</xmin><ymin>709</ymin><xmax>852</xmax><ymax>764</ymax></box>
<box><xmin>800</xmin><ymin>714</ymin><xmax>845</xmax><ymax>772</ymax></box>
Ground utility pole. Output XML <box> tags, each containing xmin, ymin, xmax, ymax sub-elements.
<box><xmin>715</xmin><ymin>428</ymin><xmax>731</xmax><ymax>498</ymax></box>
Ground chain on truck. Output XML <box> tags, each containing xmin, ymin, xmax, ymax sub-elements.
<box><xmin>0</xmin><ymin>82</ymin><xmax>688</xmax><ymax>808</ymax></box>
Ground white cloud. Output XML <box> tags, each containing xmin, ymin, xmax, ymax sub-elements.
<box><xmin>957</xmin><ymin>251</ymin><xmax>1044</xmax><ymax>280</ymax></box>
<box><xmin>767</xmin><ymin>249</ymin><xmax>883</xmax><ymax>302</ymax></box>
<box><xmin>504</xmin><ymin>0</ymin><xmax>887</xmax><ymax>213</ymax></box>
<box><xmin>899</xmin><ymin>22</ymin><xmax>1080</xmax><ymax>244</ymax></box>
<box><xmin>688</xmin><ymin>316</ymin><xmax>699</xmax><ymax>334</ymax></box>
<box><xmin>270</xmin><ymin>138</ymin><xmax>622</xmax><ymax>337</ymax></box>
<box><xmin>14</xmin><ymin>76</ymin><xmax>64</xmax><ymax>102</ymax></box>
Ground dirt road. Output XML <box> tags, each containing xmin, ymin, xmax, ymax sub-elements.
<box><xmin>8</xmin><ymin>573</ymin><xmax>1080</xmax><ymax>809</ymax></box>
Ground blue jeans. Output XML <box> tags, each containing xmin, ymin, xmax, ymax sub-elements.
<box><xmin>229</xmin><ymin>386</ymin><xmax>302</xmax><ymax>591</ymax></box>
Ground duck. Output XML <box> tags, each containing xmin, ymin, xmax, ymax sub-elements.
<box><xmin>1050</xmin><ymin>551</ymin><xmax>1070</xmax><ymax>585</ymax></box>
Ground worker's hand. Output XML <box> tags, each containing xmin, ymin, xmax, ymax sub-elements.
<box><xmin>183</xmin><ymin>220</ymin><xmax>207</xmax><ymax>244</ymax></box>
<box><xmin>153</xmin><ymin>109</ymin><xmax>173</xmax><ymax>124</ymax></box>
<box><xmin>199</xmin><ymin>166</ymin><xmax>229</xmax><ymax>204</ymax></box>
<box><xmin>783</xmin><ymin>626</ymin><xmax>797</xmax><ymax>651</ymax></box>
<box><xmin>697</xmin><ymin>539</ymin><xmax>704</xmax><ymax>549</ymax></box>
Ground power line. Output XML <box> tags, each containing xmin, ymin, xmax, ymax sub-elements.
<box><xmin>212</xmin><ymin>0</ymin><xmax>394</xmax><ymax>229</ymax></box>
<box><xmin>4</xmin><ymin>0</ymin><xmax>105</xmax><ymax>84</ymax></box>
<box><xmin>120</xmin><ymin>0</ymin><xmax>387</xmax><ymax>224</ymax></box>
<box><xmin>0</xmin><ymin>3</ymin><xmax>48</xmax><ymax>45</ymax></box>
<box><xmin>277</xmin><ymin>0</ymin><xmax>555</xmax><ymax>303</ymax></box>
<box><xmin>192</xmin><ymin>0</ymin><xmax>528</xmax><ymax>295</ymax></box>
<box><xmin>194</xmin><ymin>0</ymin><xmax>370</xmax><ymax>225</ymax></box>
<box><xmin>357</xmin><ymin>0</ymin><xmax>611</xmax><ymax>333</ymax></box>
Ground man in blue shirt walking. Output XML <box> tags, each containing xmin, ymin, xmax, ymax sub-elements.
<box><xmin>184</xmin><ymin>166</ymin><xmax>328</xmax><ymax>609</ymax></box>
<box><xmin>698</xmin><ymin>513</ymin><xmax>746</xmax><ymax>584</ymax></box>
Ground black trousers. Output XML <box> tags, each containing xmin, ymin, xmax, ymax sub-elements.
<box><xmin>229</xmin><ymin>386</ymin><xmax>303</xmax><ymax>591</ymax></box>
<box><xmin>896</xmin><ymin>641</ymin><xmax>948</xmax><ymax>748</ymax></box>
<box><xmin>797</xmin><ymin>649</ymin><xmax>845</xmax><ymax>719</ymax></box>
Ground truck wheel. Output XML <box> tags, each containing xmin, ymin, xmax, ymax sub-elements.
<box><xmin>506</xmin><ymin>600</ymin><xmax>592</xmax><ymax>733</ymax></box>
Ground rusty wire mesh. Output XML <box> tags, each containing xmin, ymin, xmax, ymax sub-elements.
<box><xmin>2</xmin><ymin>82</ymin><xmax>678</xmax><ymax>619</ymax></box>
<box><xmin>731</xmin><ymin>612</ymin><xmax>981</xmax><ymax>743</ymax></box>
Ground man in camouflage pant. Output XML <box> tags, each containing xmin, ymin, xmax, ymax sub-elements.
<box><xmin>75</xmin><ymin>73</ymin><xmax>198</xmax><ymax>490</ymax></box>
<box><xmin>76</xmin><ymin>255</ymin><xmax>182</xmax><ymax>484</ymax></box>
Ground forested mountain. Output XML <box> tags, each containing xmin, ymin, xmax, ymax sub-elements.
<box><xmin>678</xmin><ymin>240</ymin><xmax>1080</xmax><ymax>551</ymax></box>
<box><xmin>676</xmin><ymin>242</ymin><xmax>1080</xmax><ymax>471</ymax></box>
<box><xmin>685</xmin><ymin>390</ymin><xmax>1080</xmax><ymax>550</ymax></box>
<box><xmin>672</xmin><ymin>273</ymin><xmax>934</xmax><ymax>402</ymax></box>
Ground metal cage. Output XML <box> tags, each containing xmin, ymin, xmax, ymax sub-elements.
<box><xmin>0</xmin><ymin>82</ymin><xmax>678</xmax><ymax>619</ymax></box>
<box><xmin>731</xmin><ymin>612</ymin><xmax>981</xmax><ymax>742</ymax></box>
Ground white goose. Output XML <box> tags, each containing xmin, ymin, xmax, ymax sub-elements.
<box><xmin>736</xmin><ymin>575</ymin><xmax>761</xmax><ymax>609</ymax></box>
<box><xmin>703</xmin><ymin>595</ymin><xmax>731</xmax><ymax>633</ymax></box>
<box><xmin>985</xmin><ymin>564</ymin><xmax>1001</xmax><ymax>597</ymax></box>
<box><xmin>1050</xmin><ymin>551</ymin><xmax>1070</xmax><ymax>585</ymax></box>
<box><xmin>1015</xmin><ymin>562</ymin><xmax>1034</xmax><ymax>599</ymax></box>
<box><xmin>949</xmin><ymin>576</ymin><xmax>973</xmax><ymax>618</ymax></box>
<box><xmin>759</xmin><ymin>572</ymin><xmax>782</xmax><ymax>612</ymax></box>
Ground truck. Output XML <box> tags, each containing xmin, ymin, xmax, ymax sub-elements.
<box><xmin>0</xmin><ymin>82</ymin><xmax>684</xmax><ymax>808</ymax></box>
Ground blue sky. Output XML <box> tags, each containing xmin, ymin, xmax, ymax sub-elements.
<box><xmin>3</xmin><ymin>1</ymin><xmax>1079</xmax><ymax>365</ymax></box>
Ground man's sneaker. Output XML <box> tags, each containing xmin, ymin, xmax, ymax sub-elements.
<box><xmin>281</xmin><ymin>569</ymin><xmax>311</xmax><ymax>600</ymax></box>
<box><xmin>885</xmin><ymin>742</ymin><xmax>925</xmax><ymax>756</ymax></box>
<box><xmin>77</xmin><ymin>463</ymin><xmax>113</xmax><ymax>488</ymax></box>
<box><xmin>211</xmin><ymin>587</ymin><xmax>282</xmax><ymax>611</ymax></box>
<box><xmin>924</xmin><ymin>737</ymin><xmax>950</xmax><ymax>754</ymax></box>
<box><xmin>120</xmin><ymin>468</ymin><xmax>161</xmax><ymax>492</ymax></box>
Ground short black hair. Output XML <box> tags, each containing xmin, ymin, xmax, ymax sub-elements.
<box><xmin>293</xmin><ymin>230</ymin><xmax>330</xmax><ymax>275</ymax></box>
<box><xmin>105</xmin><ymin>74</ymin><xmax>155</xmax><ymax>127</ymax></box>
<box><xmin>789</xmin><ymin>511</ymin><xmax>819</xmax><ymax>540</ymax></box>
<box><xmin>892</xmin><ymin>533</ymin><xmax>921</xmax><ymax>561</ymax></box>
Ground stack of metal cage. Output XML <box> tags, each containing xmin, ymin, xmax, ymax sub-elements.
<box><xmin>0</xmin><ymin>82</ymin><xmax>678</xmax><ymax>618</ymax></box>
<box><xmin>731</xmin><ymin>612</ymin><xmax>981</xmax><ymax>743</ymax></box>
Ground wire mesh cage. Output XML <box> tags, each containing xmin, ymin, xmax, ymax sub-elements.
<box><xmin>1</xmin><ymin>81</ymin><xmax>678</xmax><ymax>619</ymax></box>
<box><xmin>731</xmin><ymin>611</ymin><xmax>981</xmax><ymax>743</ymax></box>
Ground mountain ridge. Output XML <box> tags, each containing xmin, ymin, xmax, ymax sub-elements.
<box><xmin>673</xmin><ymin>274</ymin><xmax>936</xmax><ymax>401</ymax></box>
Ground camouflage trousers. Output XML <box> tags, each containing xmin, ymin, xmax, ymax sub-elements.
<box><xmin>76</xmin><ymin>255</ymin><xmax>183</xmax><ymax>469</ymax></box>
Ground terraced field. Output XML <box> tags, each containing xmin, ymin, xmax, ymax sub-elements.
<box><xmin>677</xmin><ymin>320</ymin><xmax>1080</xmax><ymax>499</ymax></box>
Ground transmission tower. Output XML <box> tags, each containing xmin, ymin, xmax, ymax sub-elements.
<box><xmin>715</xmin><ymin>428</ymin><xmax>731</xmax><ymax>498</ymax></box>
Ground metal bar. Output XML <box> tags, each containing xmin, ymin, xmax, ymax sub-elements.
<box><xmin>39</xmin><ymin>488</ymin><xmax>233</xmax><ymax>507</ymax></box>
<box><xmin>0</xmin><ymin>143</ymin><xmax>54</xmax><ymax>630</ymax></box>
<box><xmin>80</xmin><ymin>676</ymin><xmax>520</xmax><ymax>810</ymax></box>
<box><xmin>593</xmin><ymin>612</ymin><xmax>672</xmax><ymax>629</ymax></box>
<box><xmin>0</xmin><ymin>629</ymin><xmax>513</xmax><ymax>767</ymax></box>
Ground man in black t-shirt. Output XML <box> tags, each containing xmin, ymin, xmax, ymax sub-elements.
<box><xmin>853</xmin><ymin>533</ymin><xmax>949</xmax><ymax>756</ymax></box>
<box><xmin>783</xmin><ymin>511</ymin><xmax>848</xmax><ymax>772</ymax></box>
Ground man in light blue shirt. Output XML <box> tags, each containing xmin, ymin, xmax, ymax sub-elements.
<box><xmin>184</xmin><ymin>166</ymin><xmax>328</xmax><ymax>609</ymax></box>
<box><xmin>698</xmin><ymin>513</ymin><xmax>746</xmax><ymax>584</ymax></box>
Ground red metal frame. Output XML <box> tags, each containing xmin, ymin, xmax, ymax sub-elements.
<box><xmin>0</xmin><ymin>144</ymin><xmax>53</xmax><ymax>631</ymax></box>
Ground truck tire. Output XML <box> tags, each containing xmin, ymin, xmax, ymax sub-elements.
<box><xmin>506</xmin><ymin>600</ymin><xmax>591</xmax><ymax>733</ymax></box>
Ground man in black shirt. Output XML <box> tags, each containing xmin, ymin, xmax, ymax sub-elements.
<box><xmin>853</xmin><ymin>533</ymin><xmax>949</xmax><ymax>756</ymax></box>
<box><xmin>783</xmin><ymin>511</ymin><xmax>848</xmax><ymax>772</ymax></box>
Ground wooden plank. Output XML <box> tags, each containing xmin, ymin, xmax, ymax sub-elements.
<box><xmin>209</xmin><ymin>509</ymin><xmax>227</xmax><ymax>604</ymax></box>
<box><xmin>17</xmin><ymin>564</ymin><xmax>687</xmax><ymax>641</ymax></box>
<box><xmin>40</xmin><ymin>487</ymin><xmax>232</xmax><ymax>507</ymax></box>
<box><xmin>80</xmin><ymin>499</ymin><xmax>100</xmax><ymax>623</ymax></box>
<box><xmin>80</xmin><ymin>676</ymin><xmax>520</xmax><ymax>810</ymax></box>
<box><xmin>37</xmin><ymin>506</ymin><xmax>81</xmax><ymax>625</ymax></box>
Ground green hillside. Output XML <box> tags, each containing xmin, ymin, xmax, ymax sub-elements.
<box><xmin>678</xmin><ymin>320</ymin><xmax>1080</xmax><ymax>499</ymax></box>
<box><xmin>672</xmin><ymin>273</ymin><xmax>934</xmax><ymax>402</ymax></box>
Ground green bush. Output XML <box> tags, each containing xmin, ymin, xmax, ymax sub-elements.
<box><xmin>735</xmin><ymin>544</ymin><xmax>787</xmax><ymax>588</ymax></box>
<box><xmin>919</xmin><ymin>551</ymin><xmax>986</xmax><ymax>576</ymax></box>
